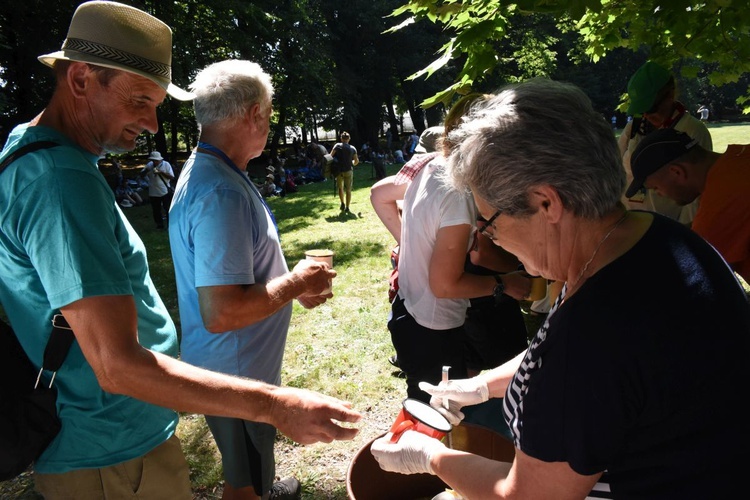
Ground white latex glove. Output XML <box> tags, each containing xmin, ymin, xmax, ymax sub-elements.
<box><xmin>370</xmin><ymin>430</ymin><xmax>446</xmax><ymax>475</ymax></box>
<box><xmin>419</xmin><ymin>378</ymin><xmax>490</xmax><ymax>426</ymax></box>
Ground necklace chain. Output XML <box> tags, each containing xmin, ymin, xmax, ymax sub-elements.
<box><xmin>569</xmin><ymin>212</ymin><xmax>628</xmax><ymax>291</ymax></box>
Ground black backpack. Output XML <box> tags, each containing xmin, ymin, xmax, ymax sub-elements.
<box><xmin>0</xmin><ymin>141</ymin><xmax>75</xmax><ymax>480</ymax></box>
<box><xmin>332</xmin><ymin>143</ymin><xmax>353</xmax><ymax>174</ymax></box>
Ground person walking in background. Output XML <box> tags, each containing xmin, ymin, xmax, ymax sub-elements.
<box><xmin>140</xmin><ymin>150</ymin><xmax>174</xmax><ymax>229</ymax></box>
<box><xmin>697</xmin><ymin>104</ymin><xmax>710</xmax><ymax>121</ymax></box>
<box><xmin>0</xmin><ymin>4</ymin><xmax>360</xmax><ymax>499</ymax></box>
<box><xmin>330</xmin><ymin>131</ymin><xmax>359</xmax><ymax>212</ymax></box>
<box><xmin>169</xmin><ymin>59</ymin><xmax>344</xmax><ymax>500</ymax></box>
<box><xmin>628</xmin><ymin>128</ymin><xmax>750</xmax><ymax>283</ymax></box>
<box><xmin>371</xmin><ymin>77</ymin><xmax>749</xmax><ymax>500</ymax></box>
<box><xmin>618</xmin><ymin>61</ymin><xmax>712</xmax><ymax>225</ymax></box>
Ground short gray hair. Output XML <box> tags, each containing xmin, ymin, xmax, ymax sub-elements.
<box><xmin>445</xmin><ymin>78</ymin><xmax>625</xmax><ymax>219</ymax></box>
<box><xmin>190</xmin><ymin>59</ymin><xmax>274</xmax><ymax>127</ymax></box>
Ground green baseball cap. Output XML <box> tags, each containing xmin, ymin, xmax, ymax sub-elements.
<box><xmin>626</xmin><ymin>62</ymin><xmax>671</xmax><ymax>115</ymax></box>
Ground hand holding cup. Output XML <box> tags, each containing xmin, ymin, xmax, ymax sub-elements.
<box><xmin>293</xmin><ymin>258</ymin><xmax>335</xmax><ymax>306</ymax></box>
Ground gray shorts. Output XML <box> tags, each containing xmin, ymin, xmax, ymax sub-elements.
<box><xmin>205</xmin><ymin>415</ymin><xmax>277</xmax><ymax>495</ymax></box>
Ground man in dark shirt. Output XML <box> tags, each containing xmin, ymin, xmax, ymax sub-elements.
<box><xmin>330</xmin><ymin>131</ymin><xmax>359</xmax><ymax>212</ymax></box>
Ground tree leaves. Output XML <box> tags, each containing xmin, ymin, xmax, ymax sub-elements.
<box><xmin>393</xmin><ymin>0</ymin><xmax>750</xmax><ymax>112</ymax></box>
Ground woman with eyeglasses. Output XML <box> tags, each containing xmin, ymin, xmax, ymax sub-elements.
<box><xmin>371</xmin><ymin>78</ymin><xmax>749</xmax><ymax>499</ymax></box>
<box><xmin>387</xmin><ymin>94</ymin><xmax>531</xmax><ymax>404</ymax></box>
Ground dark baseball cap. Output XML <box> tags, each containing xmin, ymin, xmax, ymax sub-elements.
<box><xmin>625</xmin><ymin>129</ymin><xmax>700</xmax><ymax>198</ymax></box>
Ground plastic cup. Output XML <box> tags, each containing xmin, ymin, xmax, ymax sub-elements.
<box><xmin>305</xmin><ymin>249</ymin><xmax>334</xmax><ymax>294</ymax></box>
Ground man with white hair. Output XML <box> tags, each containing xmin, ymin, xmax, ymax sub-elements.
<box><xmin>169</xmin><ymin>59</ymin><xmax>341</xmax><ymax>500</ymax></box>
<box><xmin>0</xmin><ymin>3</ymin><xmax>359</xmax><ymax>498</ymax></box>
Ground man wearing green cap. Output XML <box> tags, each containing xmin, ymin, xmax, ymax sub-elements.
<box><xmin>618</xmin><ymin>61</ymin><xmax>712</xmax><ymax>224</ymax></box>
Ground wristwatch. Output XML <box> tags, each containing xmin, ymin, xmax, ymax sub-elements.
<box><xmin>492</xmin><ymin>274</ymin><xmax>505</xmax><ymax>303</ymax></box>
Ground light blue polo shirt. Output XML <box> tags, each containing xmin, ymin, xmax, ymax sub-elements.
<box><xmin>169</xmin><ymin>152</ymin><xmax>291</xmax><ymax>384</ymax></box>
<box><xmin>0</xmin><ymin>124</ymin><xmax>179</xmax><ymax>473</ymax></box>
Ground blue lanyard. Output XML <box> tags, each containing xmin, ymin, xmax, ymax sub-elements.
<box><xmin>196</xmin><ymin>141</ymin><xmax>279</xmax><ymax>237</ymax></box>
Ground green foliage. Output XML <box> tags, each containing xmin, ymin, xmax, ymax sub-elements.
<box><xmin>391</xmin><ymin>0</ymin><xmax>750</xmax><ymax>111</ymax></box>
<box><xmin>2</xmin><ymin>0</ymin><xmax>747</xmax><ymax>161</ymax></box>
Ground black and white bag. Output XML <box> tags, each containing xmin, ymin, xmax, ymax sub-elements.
<box><xmin>0</xmin><ymin>316</ymin><xmax>74</xmax><ymax>480</ymax></box>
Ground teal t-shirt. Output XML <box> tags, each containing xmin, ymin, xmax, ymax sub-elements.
<box><xmin>0</xmin><ymin>124</ymin><xmax>179</xmax><ymax>473</ymax></box>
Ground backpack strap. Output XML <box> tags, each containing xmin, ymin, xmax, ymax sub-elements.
<box><xmin>35</xmin><ymin>314</ymin><xmax>75</xmax><ymax>389</ymax></box>
<box><xmin>0</xmin><ymin>141</ymin><xmax>59</xmax><ymax>175</ymax></box>
<box><xmin>0</xmin><ymin>139</ymin><xmax>72</xmax><ymax>387</ymax></box>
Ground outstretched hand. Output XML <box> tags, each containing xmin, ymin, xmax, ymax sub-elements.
<box><xmin>269</xmin><ymin>386</ymin><xmax>361</xmax><ymax>445</ymax></box>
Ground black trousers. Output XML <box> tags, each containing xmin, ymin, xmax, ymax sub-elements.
<box><xmin>464</xmin><ymin>296</ymin><xmax>528</xmax><ymax>372</ymax></box>
<box><xmin>150</xmin><ymin>194</ymin><xmax>172</xmax><ymax>228</ymax></box>
<box><xmin>388</xmin><ymin>295</ymin><xmax>468</xmax><ymax>403</ymax></box>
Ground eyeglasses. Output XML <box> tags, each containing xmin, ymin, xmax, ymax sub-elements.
<box><xmin>478</xmin><ymin>209</ymin><xmax>502</xmax><ymax>241</ymax></box>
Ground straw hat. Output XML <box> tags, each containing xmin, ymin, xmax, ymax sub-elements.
<box><xmin>38</xmin><ymin>1</ymin><xmax>193</xmax><ymax>101</ymax></box>
<box><xmin>148</xmin><ymin>151</ymin><xmax>163</xmax><ymax>161</ymax></box>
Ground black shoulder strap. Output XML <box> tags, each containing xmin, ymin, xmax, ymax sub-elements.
<box><xmin>0</xmin><ymin>141</ymin><xmax>59</xmax><ymax>176</ymax></box>
<box><xmin>0</xmin><ymin>139</ymin><xmax>72</xmax><ymax>381</ymax></box>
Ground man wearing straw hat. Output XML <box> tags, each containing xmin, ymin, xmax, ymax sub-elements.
<box><xmin>0</xmin><ymin>2</ymin><xmax>360</xmax><ymax>498</ymax></box>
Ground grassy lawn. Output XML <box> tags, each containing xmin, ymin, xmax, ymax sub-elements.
<box><xmin>706</xmin><ymin>121</ymin><xmax>750</xmax><ymax>152</ymax></box>
<box><xmin>2</xmin><ymin>121</ymin><xmax>747</xmax><ymax>499</ymax></box>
